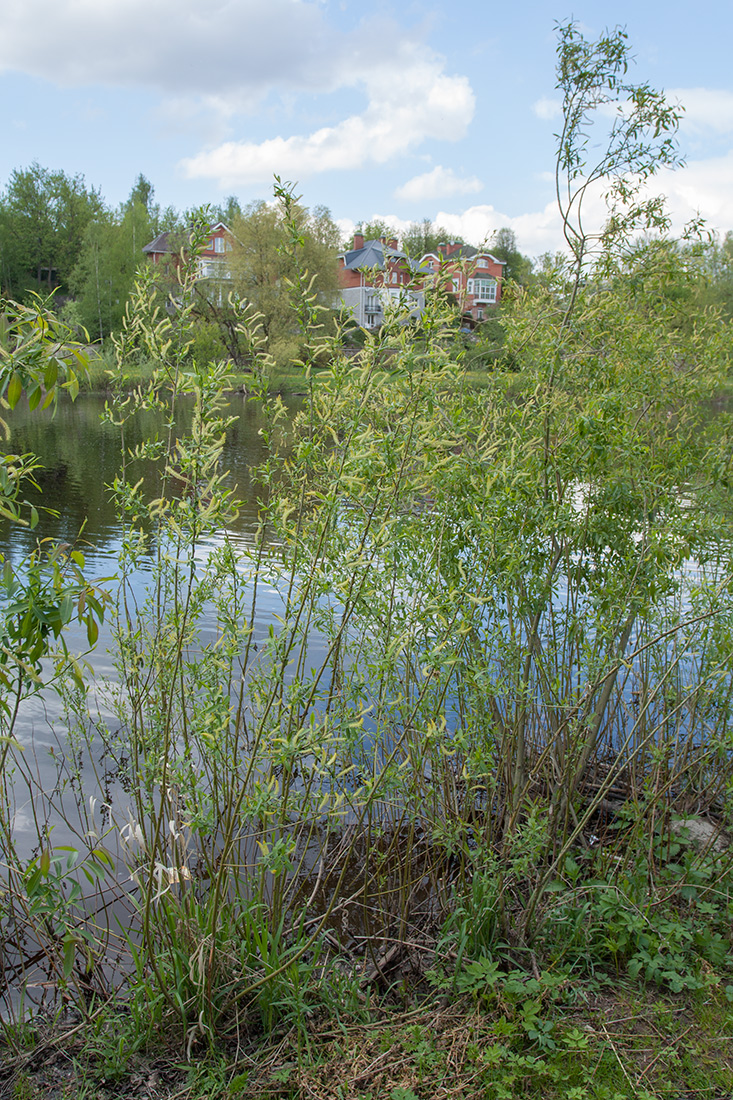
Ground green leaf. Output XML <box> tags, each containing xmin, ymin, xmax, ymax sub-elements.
<box><xmin>7</xmin><ymin>372</ymin><xmax>22</xmax><ymax>409</ymax></box>
<box><xmin>60</xmin><ymin>593</ymin><xmax>74</xmax><ymax>624</ymax></box>
<box><xmin>62</xmin><ymin>934</ymin><xmax>76</xmax><ymax>979</ymax></box>
<box><xmin>44</xmin><ymin>360</ymin><xmax>58</xmax><ymax>390</ymax></box>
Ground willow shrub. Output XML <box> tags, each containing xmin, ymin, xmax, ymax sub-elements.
<box><xmin>56</xmin><ymin>186</ymin><xmax>733</xmax><ymax>1039</ymax></box>
<box><xmin>3</xmin><ymin>191</ymin><xmax>733</xmax><ymax>1039</ymax></box>
<box><xmin>266</xmin><ymin>235</ymin><xmax>733</xmax><ymax>924</ymax></box>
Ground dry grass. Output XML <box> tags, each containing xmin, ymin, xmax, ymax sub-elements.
<box><xmin>5</xmin><ymin>983</ymin><xmax>733</xmax><ymax>1100</ymax></box>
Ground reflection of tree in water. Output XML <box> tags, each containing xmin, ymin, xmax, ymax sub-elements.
<box><xmin>0</xmin><ymin>393</ymin><xmax>298</xmax><ymax>560</ymax></box>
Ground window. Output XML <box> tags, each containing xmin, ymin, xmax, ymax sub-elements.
<box><xmin>477</xmin><ymin>257</ymin><xmax>488</xmax><ymax>268</ymax></box>
<box><xmin>473</xmin><ymin>279</ymin><xmax>497</xmax><ymax>302</ymax></box>
<box><xmin>198</xmin><ymin>258</ymin><xmax>227</xmax><ymax>279</ymax></box>
<box><xmin>214</xmin><ymin>237</ymin><xmax>226</xmax><ymax>253</ymax></box>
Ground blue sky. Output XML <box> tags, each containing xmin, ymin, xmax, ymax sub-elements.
<box><xmin>2</xmin><ymin>0</ymin><xmax>733</xmax><ymax>257</ymax></box>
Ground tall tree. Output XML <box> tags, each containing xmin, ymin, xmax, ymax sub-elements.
<box><xmin>71</xmin><ymin>198</ymin><xmax>156</xmax><ymax>341</ymax></box>
<box><xmin>216</xmin><ymin>199</ymin><xmax>339</xmax><ymax>353</ymax></box>
<box><xmin>490</xmin><ymin>227</ymin><xmax>533</xmax><ymax>286</ymax></box>
<box><xmin>0</xmin><ymin>163</ymin><xmax>103</xmax><ymax>298</ymax></box>
<box><xmin>127</xmin><ymin>173</ymin><xmax>155</xmax><ymax>212</ymax></box>
<box><xmin>401</xmin><ymin>218</ymin><xmax>461</xmax><ymax>258</ymax></box>
<box><xmin>210</xmin><ymin>196</ymin><xmax>242</xmax><ymax>227</ymax></box>
<box><xmin>347</xmin><ymin>219</ymin><xmax>394</xmax><ymax>248</ymax></box>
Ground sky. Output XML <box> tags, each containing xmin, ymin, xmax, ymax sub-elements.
<box><xmin>2</xmin><ymin>0</ymin><xmax>733</xmax><ymax>258</ymax></box>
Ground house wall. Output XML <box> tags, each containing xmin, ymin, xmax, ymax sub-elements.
<box><xmin>422</xmin><ymin>250</ymin><xmax>504</xmax><ymax>320</ymax></box>
<box><xmin>337</xmin><ymin>233</ymin><xmax>504</xmax><ymax>329</ymax></box>
<box><xmin>338</xmin><ymin>284</ymin><xmax>424</xmax><ymax>329</ymax></box>
<box><xmin>201</xmin><ymin>225</ymin><xmax>233</xmax><ymax>259</ymax></box>
<box><xmin>337</xmin><ymin>263</ymin><xmax>365</xmax><ymax>289</ymax></box>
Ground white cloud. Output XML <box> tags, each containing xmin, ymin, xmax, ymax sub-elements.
<box><xmin>0</xmin><ymin>0</ymin><xmax>478</xmax><ymax>189</ymax></box>
<box><xmin>0</xmin><ymin>0</ymin><xmax>342</xmax><ymax>104</ymax></box>
<box><xmin>533</xmin><ymin>97</ymin><xmax>562</xmax><ymax>121</ymax></box>
<box><xmin>337</xmin><ymin>202</ymin><xmax>563</xmax><ymax>258</ymax></box>
<box><xmin>336</xmin><ymin>214</ymin><xmax>411</xmax><ymax>247</ymax></box>
<box><xmin>432</xmin><ymin>154</ymin><xmax>733</xmax><ymax>260</ymax></box>
<box><xmin>659</xmin><ymin>153</ymin><xmax>733</xmax><ymax>228</ymax></box>
<box><xmin>425</xmin><ymin>202</ymin><xmax>560</xmax><ymax>257</ymax></box>
<box><xmin>671</xmin><ymin>88</ymin><xmax>733</xmax><ymax>135</ymax></box>
<box><xmin>394</xmin><ymin>166</ymin><xmax>483</xmax><ymax>202</ymax></box>
<box><xmin>181</xmin><ymin>46</ymin><xmax>475</xmax><ymax>185</ymax></box>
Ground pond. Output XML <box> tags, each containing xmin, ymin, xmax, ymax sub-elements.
<box><xmin>0</xmin><ymin>392</ymin><xmax>310</xmax><ymax>857</ymax></box>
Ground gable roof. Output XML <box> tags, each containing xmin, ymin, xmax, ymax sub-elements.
<box><xmin>421</xmin><ymin>245</ymin><xmax>506</xmax><ymax>266</ymax></box>
<box><xmin>339</xmin><ymin>237</ymin><xmax>423</xmax><ymax>274</ymax></box>
<box><xmin>142</xmin><ymin>229</ymin><xmax>178</xmax><ymax>255</ymax></box>
<box><xmin>142</xmin><ymin>222</ymin><xmax>233</xmax><ymax>256</ymax></box>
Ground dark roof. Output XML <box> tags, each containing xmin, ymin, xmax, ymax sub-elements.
<box><xmin>142</xmin><ymin>230</ymin><xmax>176</xmax><ymax>255</ymax></box>
<box><xmin>142</xmin><ymin>223</ymin><xmax>233</xmax><ymax>255</ymax></box>
<box><xmin>420</xmin><ymin>245</ymin><xmax>506</xmax><ymax>266</ymax></box>
<box><xmin>339</xmin><ymin>238</ymin><xmax>421</xmax><ymax>273</ymax></box>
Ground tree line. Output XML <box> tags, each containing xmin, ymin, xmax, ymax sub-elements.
<box><xmin>0</xmin><ymin>164</ymin><xmax>537</xmax><ymax>348</ymax></box>
<box><xmin>2</xmin><ymin>160</ymin><xmax>733</xmax><ymax>360</ymax></box>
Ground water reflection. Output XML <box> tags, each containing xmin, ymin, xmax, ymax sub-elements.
<box><xmin>0</xmin><ymin>392</ymin><xmax>297</xmax><ymax>564</ymax></box>
<box><xmin>0</xmin><ymin>393</ymin><xmax>306</xmax><ymax>860</ymax></box>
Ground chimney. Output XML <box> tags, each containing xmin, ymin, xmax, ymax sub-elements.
<box><xmin>388</xmin><ymin>237</ymin><xmax>398</xmax><ymax>250</ymax></box>
<box><xmin>380</xmin><ymin>236</ymin><xmax>387</xmax><ymax>245</ymax></box>
<box><xmin>353</xmin><ymin>232</ymin><xmax>364</xmax><ymax>250</ymax></box>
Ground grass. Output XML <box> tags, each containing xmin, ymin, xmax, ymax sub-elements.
<box><xmin>75</xmin><ymin>336</ymin><xmax>513</xmax><ymax>396</ymax></box>
<box><xmin>3</xmin><ymin>980</ymin><xmax>733</xmax><ymax>1098</ymax></box>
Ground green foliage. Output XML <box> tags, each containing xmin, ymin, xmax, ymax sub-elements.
<box><xmin>352</xmin><ymin>218</ymin><xmax>394</xmax><ymax>246</ymax></box>
<box><xmin>70</xmin><ymin>199</ymin><xmax>157</xmax><ymax>341</ymax></box>
<box><xmin>554</xmin><ymin>19</ymin><xmax>684</xmax><ymax>294</ymax></box>
<box><xmin>3</xmin><ymin>29</ymin><xmax>733</xmax><ymax>1094</ymax></box>
<box><xmin>221</xmin><ymin>198</ymin><xmax>340</xmax><ymax>354</ymax></box>
<box><xmin>401</xmin><ymin>218</ymin><xmax>460</xmax><ymax>258</ymax></box>
<box><xmin>0</xmin><ymin>296</ymin><xmax>110</xmax><ymax>1015</ymax></box>
<box><xmin>490</xmin><ymin>227</ymin><xmax>533</xmax><ymax>287</ymax></box>
<box><xmin>0</xmin><ymin>163</ymin><xmax>104</xmax><ymax>298</ymax></box>
<box><xmin>538</xmin><ymin>827</ymin><xmax>733</xmax><ymax>994</ymax></box>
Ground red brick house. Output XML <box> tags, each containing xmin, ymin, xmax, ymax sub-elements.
<box><xmin>420</xmin><ymin>242</ymin><xmax>505</xmax><ymax>322</ymax></box>
<box><xmin>336</xmin><ymin>233</ymin><xmax>424</xmax><ymax>328</ymax></box>
<box><xmin>336</xmin><ymin>233</ymin><xmax>505</xmax><ymax>329</ymax></box>
<box><xmin>143</xmin><ymin>223</ymin><xmax>234</xmax><ymax>294</ymax></box>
